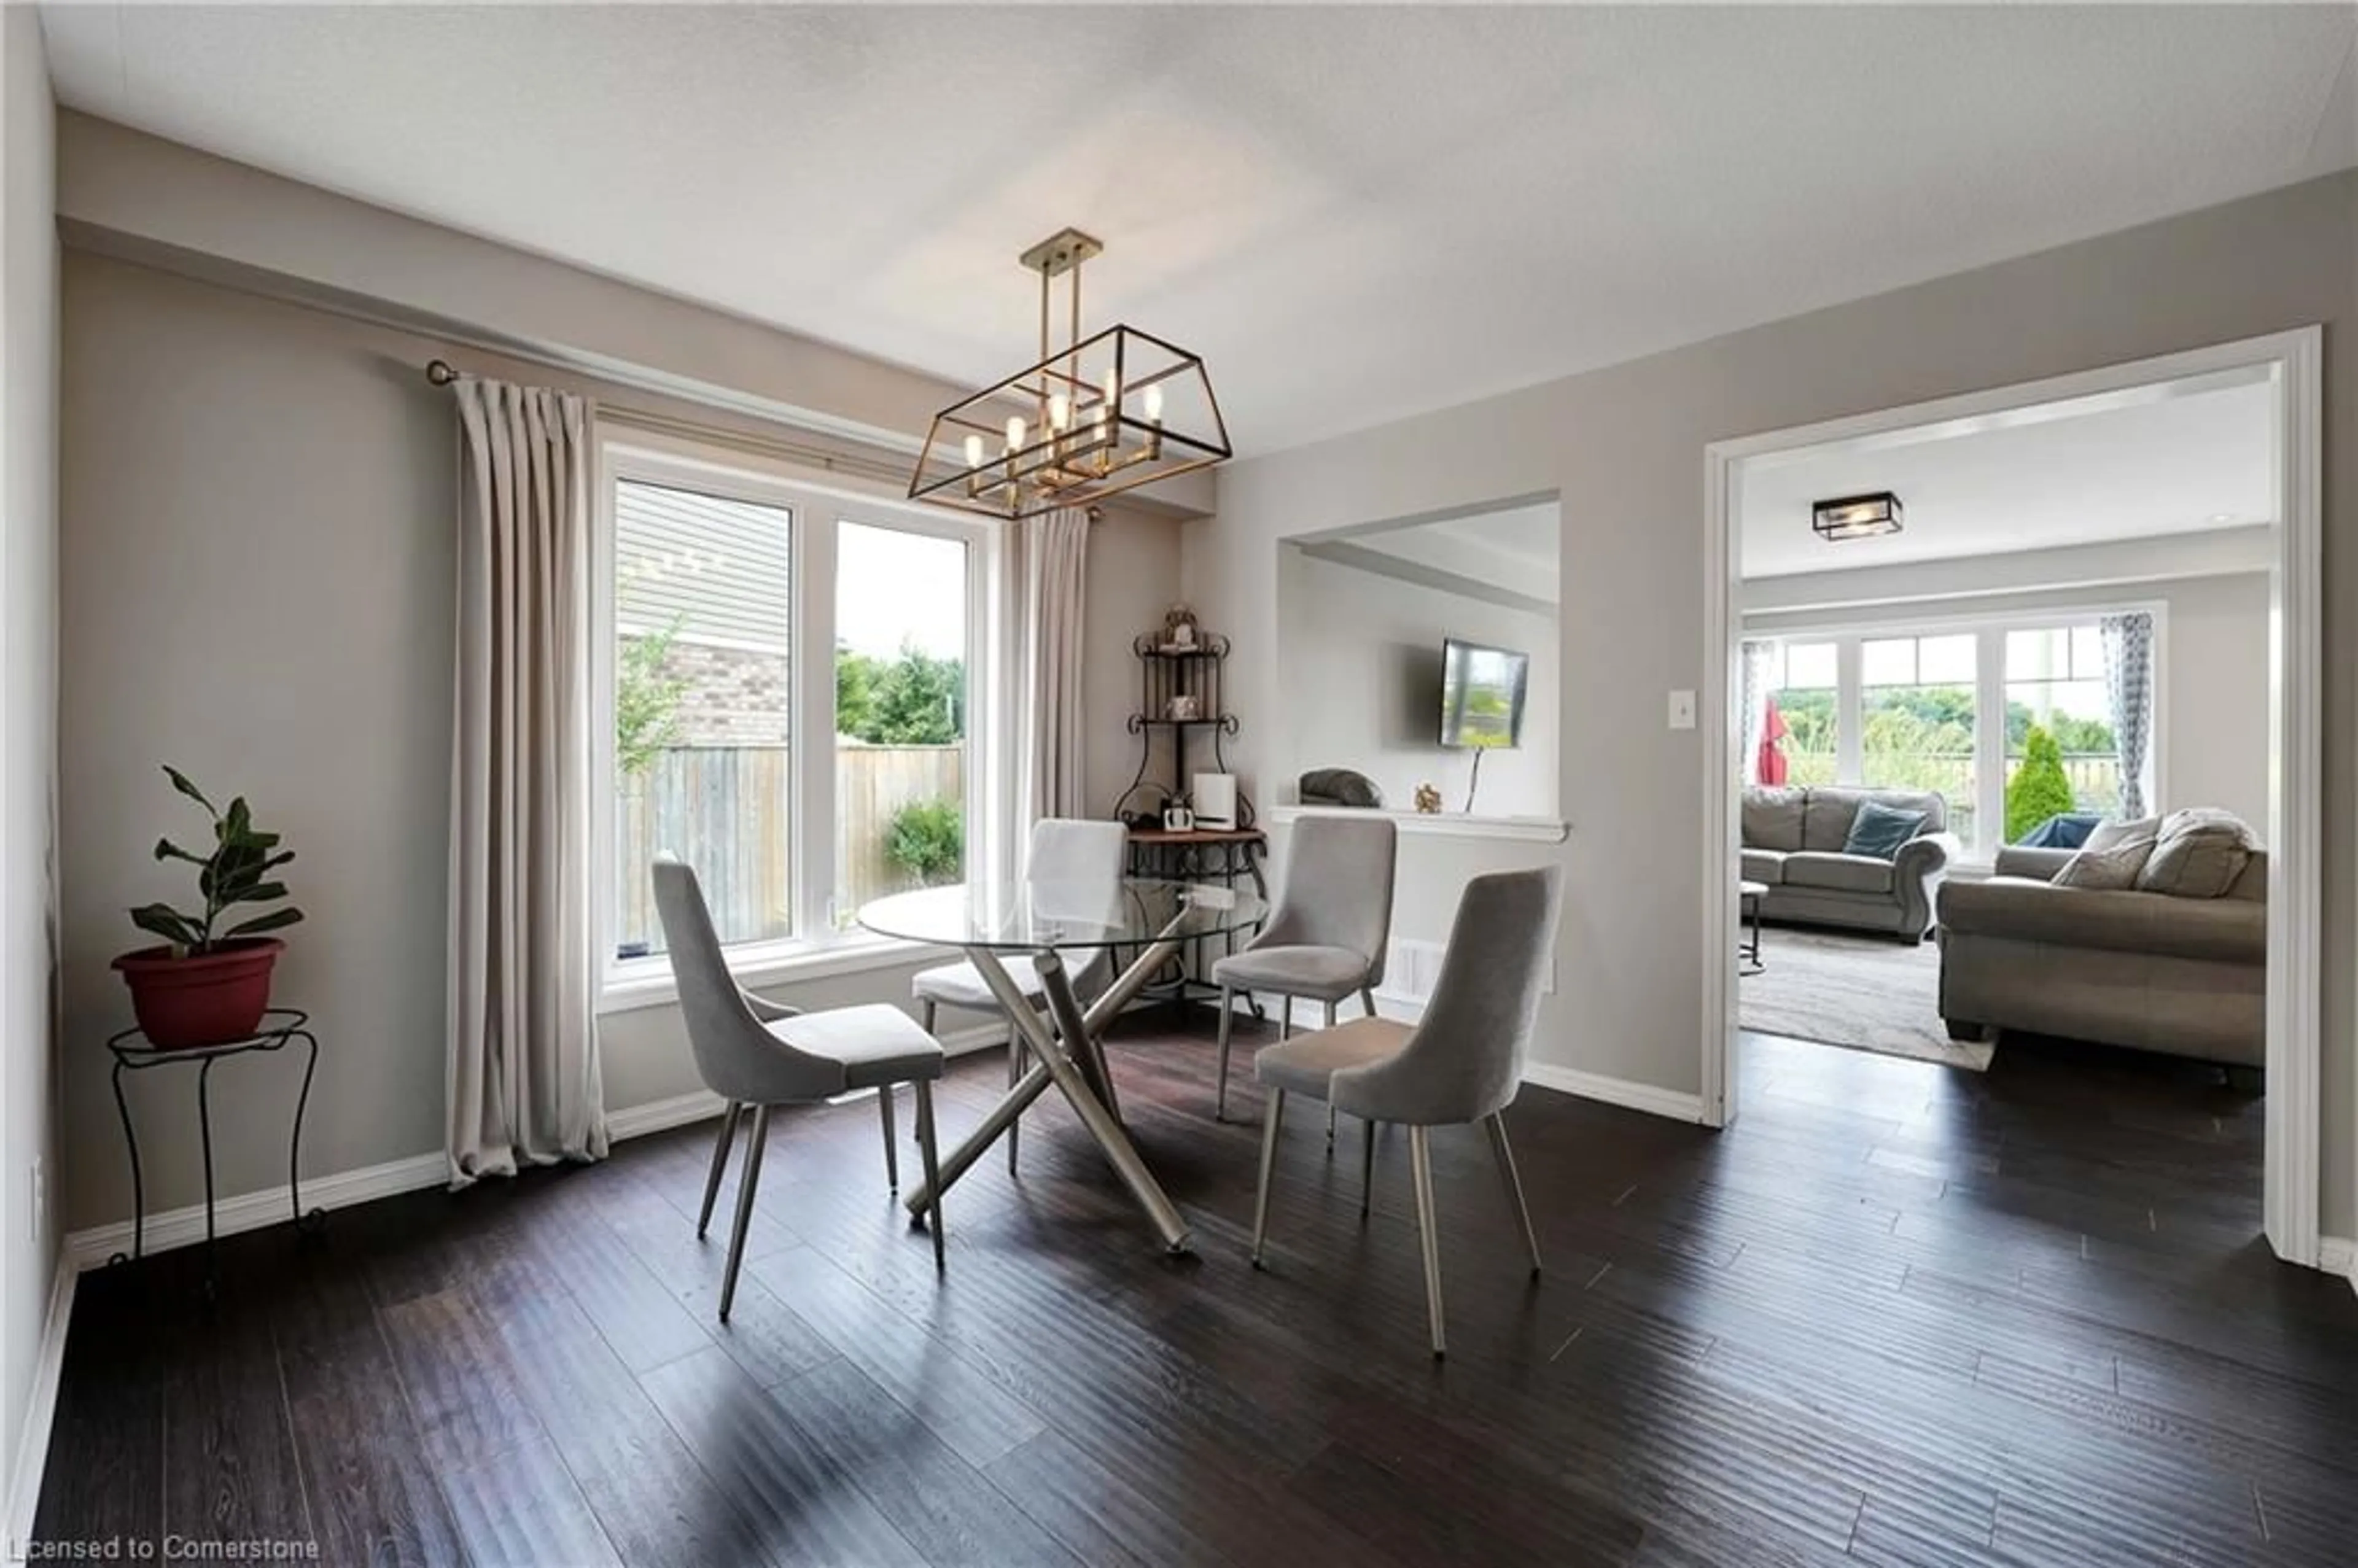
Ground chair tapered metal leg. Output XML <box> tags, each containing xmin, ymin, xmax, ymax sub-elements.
<box><xmin>1361</xmin><ymin>1118</ymin><xmax>1377</xmax><ymax>1219</ymax></box>
<box><xmin>1324</xmin><ymin>1001</ymin><xmax>1339</xmax><ymax>1147</ymax></box>
<box><xmin>1408</xmin><ymin>1125</ymin><xmax>1446</xmax><ymax>1358</ymax></box>
<box><xmin>1485</xmin><ymin>1114</ymin><xmax>1543</xmax><ymax>1278</ymax></box>
<box><xmin>696</xmin><ymin>1101</ymin><xmax>742</xmax><ymax>1241</ymax></box>
<box><xmin>914</xmin><ymin>1079</ymin><xmax>946</xmax><ymax>1273</ymax></box>
<box><xmin>878</xmin><ymin>1086</ymin><xmax>899</xmax><ymax>1191</ymax></box>
<box><xmin>1251</xmin><ymin>1089</ymin><xmax>1286</xmax><ymax>1268</ymax></box>
<box><xmin>1280</xmin><ymin>1001</ymin><xmax>1293</xmax><ymax>1041</ymax></box>
<box><xmin>720</xmin><ymin>1104</ymin><xmax>772</xmax><ymax>1324</ymax></box>
<box><xmin>919</xmin><ymin>1001</ymin><xmax>938</xmax><ymax>1147</ymax></box>
<box><xmin>1006</xmin><ymin>1033</ymin><xmax>1024</xmax><ymax>1174</ymax></box>
<box><xmin>1215</xmin><ymin>985</ymin><xmax>1235</xmax><ymax>1121</ymax></box>
<box><xmin>1363</xmin><ymin>987</ymin><xmax>1377</xmax><ymax>1019</ymax></box>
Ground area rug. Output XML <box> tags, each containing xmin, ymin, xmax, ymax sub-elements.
<box><xmin>1739</xmin><ymin>926</ymin><xmax>1996</xmax><ymax>1071</ymax></box>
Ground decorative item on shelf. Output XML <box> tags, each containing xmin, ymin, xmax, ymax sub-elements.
<box><xmin>1813</xmin><ymin>489</ymin><xmax>1904</xmax><ymax>541</ymax></box>
<box><xmin>1192</xmin><ymin>772</ymin><xmax>1239</xmax><ymax>830</ymax></box>
<box><xmin>1163</xmin><ymin>801</ymin><xmax>1196</xmax><ymax>833</ymax></box>
<box><xmin>112</xmin><ymin>766</ymin><xmax>305</xmax><ymax>1049</ymax></box>
<box><xmin>1159</xmin><ymin>604</ymin><xmax>1200</xmax><ymax>653</ymax></box>
<box><xmin>1414</xmin><ymin>782</ymin><xmax>1443</xmax><ymax>814</ymax></box>
<box><xmin>1165</xmin><ymin>693</ymin><xmax>1203</xmax><ymax>722</ymax></box>
<box><xmin>906</xmin><ymin>228</ymin><xmax>1232</xmax><ymax>521</ymax></box>
<box><xmin>1299</xmin><ymin>769</ymin><xmax>1384</xmax><ymax>809</ymax></box>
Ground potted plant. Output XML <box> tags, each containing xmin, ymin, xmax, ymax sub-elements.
<box><xmin>112</xmin><ymin>766</ymin><xmax>304</xmax><ymax>1048</ymax></box>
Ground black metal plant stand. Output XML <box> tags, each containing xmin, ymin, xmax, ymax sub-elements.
<box><xmin>106</xmin><ymin>1007</ymin><xmax>325</xmax><ymax>1289</ymax></box>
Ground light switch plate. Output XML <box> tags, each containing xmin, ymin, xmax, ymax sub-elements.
<box><xmin>1668</xmin><ymin>689</ymin><xmax>1697</xmax><ymax>730</ymax></box>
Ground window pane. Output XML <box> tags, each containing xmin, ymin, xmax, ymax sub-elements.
<box><xmin>1919</xmin><ymin>633</ymin><xmax>1977</xmax><ymax>685</ymax></box>
<box><xmin>1859</xmin><ymin>632</ymin><xmax>1977</xmax><ymax>848</ymax></box>
<box><xmin>2006</xmin><ymin>627</ymin><xmax>2066</xmax><ymax>680</ymax></box>
<box><xmin>836</xmin><ymin>521</ymin><xmax>969</xmax><ymax>926</ymax></box>
<box><xmin>2070</xmin><ymin>624</ymin><xmax>2106</xmax><ymax>678</ymax></box>
<box><xmin>1784</xmin><ymin>640</ymin><xmax>1837</xmax><ymax>690</ymax></box>
<box><xmin>613</xmin><ymin>479</ymin><xmax>793</xmax><ymax>958</ymax></box>
<box><xmin>1860</xmin><ymin>638</ymin><xmax>1916</xmax><ymax>688</ymax></box>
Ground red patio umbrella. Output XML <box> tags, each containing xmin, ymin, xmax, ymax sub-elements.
<box><xmin>1756</xmin><ymin>694</ymin><xmax>1791</xmax><ymax>786</ymax></box>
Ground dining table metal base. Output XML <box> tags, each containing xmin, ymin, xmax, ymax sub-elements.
<box><xmin>901</xmin><ymin>926</ymin><xmax>1195</xmax><ymax>1252</ymax></box>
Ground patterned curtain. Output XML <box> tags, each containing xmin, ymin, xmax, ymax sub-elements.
<box><xmin>2099</xmin><ymin>612</ymin><xmax>2155</xmax><ymax>820</ymax></box>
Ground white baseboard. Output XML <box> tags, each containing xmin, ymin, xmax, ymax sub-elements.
<box><xmin>6</xmin><ymin>1252</ymin><xmax>79</xmax><ymax>1548</ymax></box>
<box><xmin>63</xmin><ymin>1149</ymin><xmax>449</xmax><ymax>1271</ymax></box>
<box><xmin>2321</xmin><ymin>1235</ymin><xmax>2356</xmax><ymax>1294</ymax></box>
<box><xmin>1522</xmin><ymin>1061</ymin><xmax>1708</xmax><ymax>1124</ymax></box>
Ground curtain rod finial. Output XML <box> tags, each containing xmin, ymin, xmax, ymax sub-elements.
<box><xmin>426</xmin><ymin>359</ymin><xmax>461</xmax><ymax>387</ymax></box>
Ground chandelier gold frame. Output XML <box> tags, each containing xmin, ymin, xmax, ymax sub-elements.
<box><xmin>908</xmin><ymin>228</ymin><xmax>1231</xmax><ymax>520</ymax></box>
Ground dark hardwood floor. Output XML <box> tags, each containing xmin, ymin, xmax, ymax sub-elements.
<box><xmin>35</xmin><ymin>1014</ymin><xmax>2358</xmax><ymax>1566</ymax></box>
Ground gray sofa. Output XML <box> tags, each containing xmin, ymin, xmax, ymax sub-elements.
<box><xmin>1936</xmin><ymin>844</ymin><xmax>2265</xmax><ymax>1068</ymax></box>
<box><xmin>1741</xmin><ymin>785</ymin><xmax>1960</xmax><ymax>939</ymax></box>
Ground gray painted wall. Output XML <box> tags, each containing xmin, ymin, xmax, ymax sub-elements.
<box><xmin>1</xmin><ymin>2</ymin><xmax>58</xmax><ymax>1515</ymax></box>
<box><xmin>1189</xmin><ymin>170</ymin><xmax>2358</xmax><ymax>1235</ymax></box>
<box><xmin>1278</xmin><ymin>545</ymin><xmax>1560</xmax><ymax>818</ymax></box>
<box><xmin>55</xmin><ymin>251</ymin><xmax>1178</xmax><ymax>1232</ymax></box>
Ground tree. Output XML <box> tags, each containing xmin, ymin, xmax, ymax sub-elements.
<box><xmin>2004</xmin><ymin>724</ymin><xmax>2077</xmax><ymax>844</ymax></box>
<box><xmin>838</xmin><ymin>640</ymin><xmax>965</xmax><ymax>745</ymax></box>
<box><xmin>617</xmin><ymin>615</ymin><xmax>690</xmax><ymax>778</ymax></box>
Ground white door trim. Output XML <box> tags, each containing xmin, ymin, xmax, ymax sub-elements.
<box><xmin>1700</xmin><ymin>326</ymin><xmax>2325</xmax><ymax>1269</ymax></box>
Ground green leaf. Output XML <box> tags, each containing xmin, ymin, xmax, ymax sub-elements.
<box><xmin>222</xmin><ymin>906</ymin><xmax>303</xmax><ymax>939</ymax></box>
<box><xmin>153</xmin><ymin>837</ymin><xmax>207</xmax><ymax>865</ymax></box>
<box><xmin>130</xmin><ymin>903</ymin><xmax>206</xmax><ymax>951</ymax></box>
<box><xmin>161</xmin><ymin>765</ymin><xmax>217</xmax><ymax>817</ymax></box>
<box><xmin>224</xmin><ymin>797</ymin><xmax>252</xmax><ymax>844</ymax></box>
<box><xmin>221</xmin><ymin>881</ymin><xmax>289</xmax><ymax>907</ymax></box>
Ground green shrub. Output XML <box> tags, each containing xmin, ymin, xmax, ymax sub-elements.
<box><xmin>2004</xmin><ymin>724</ymin><xmax>2077</xmax><ymax>844</ymax></box>
<box><xmin>886</xmin><ymin>799</ymin><xmax>964</xmax><ymax>886</ymax></box>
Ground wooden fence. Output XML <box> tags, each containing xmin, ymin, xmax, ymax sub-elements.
<box><xmin>615</xmin><ymin>745</ymin><xmax>963</xmax><ymax>953</ymax></box>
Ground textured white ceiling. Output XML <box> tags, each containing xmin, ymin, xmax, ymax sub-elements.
<box><xmin>39</xmin><ymin>4</ymin><xmax>2358</xmax><ymax>453</ymax></box>
<box><xmin>1740</xmin><ymin>378</ymin><xmax>2274</xmax><ymax>580</ymax></box>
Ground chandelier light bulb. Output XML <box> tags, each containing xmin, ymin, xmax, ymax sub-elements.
<box><xmin>1103</xmin><ymin>366</ymin><xmax>1121</xmax><ymax>410</ymax></box>
<box><xmin>1143</xmin><ymin>384</ymin><xmax>1165</xmax><ymax>422</ymax></box>
<box><xmin>1049</xmin><ymin>393</ymin><xmax>1071</xmax><ymax>432</ymax></box>
<box><xmin>962</xmin><ymin>433</ymin><xmax>986</xmax><ymax>469</ymax></box>
<box><xmin>1005</xmin><ymin>416</ymin><xmax>1026</xmax><ymax>452</ymax></box>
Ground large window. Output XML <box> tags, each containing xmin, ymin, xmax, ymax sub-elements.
<box><xmin>599</xmin><ymin>440</ymin><xmax>989</xmax><ymax>981</ymax></box>
<box><xmin>1764</xmin><ymin>640</ymin><xmax>1839</xmax><ymax>785</ymax></box>
<box><xmin>1751</xmin><ymin>615</ymin><xmax>2152</xmax><ymax>860</ymax></box>
<box><xmin>1860</xmin><ymin>634</ymin><xmax>1978</xmax><ymax>847</ymax></box>
<box><xmin>2004</xmin><ymin>626</ymin><xmax>2121</xmax><ymax>817</ymax></box>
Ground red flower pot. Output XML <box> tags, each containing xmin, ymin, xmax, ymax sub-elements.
<box><xmin>112</xmin><ymin>938</ymin><xmax>285</xmax><ymax>1049</ymax></box>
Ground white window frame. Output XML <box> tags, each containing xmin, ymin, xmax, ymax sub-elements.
<box><xmin>591</xmin><ymin>431</ymin><xmax>1003</xmax><ymax>1012</ymax></box>
<box><xmin>1751</xmin><ymin>601</ymin><xmax>2168</xmax><ymax>863</ymax></box>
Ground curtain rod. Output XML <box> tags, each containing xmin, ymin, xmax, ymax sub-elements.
<box><xmin>422</xmin><ymin>357</ymin><xmax>1102</xmax><ymax>522</ymax></box>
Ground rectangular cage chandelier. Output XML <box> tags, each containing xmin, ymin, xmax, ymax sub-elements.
<box><xmin>908</xmin><ymin>228</ymin><xmax>1231</xmax><ymax>520</ymax></box>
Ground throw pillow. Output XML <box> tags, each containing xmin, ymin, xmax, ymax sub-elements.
<box><xmin>2081</xmin><ymin>815</ymin><xmax>2160</xmax><ymax>855</ymax></box>
<box><xmin>1842</xmin><ymin>801</ymin><xmax>1928</xmax><ymax>861</ymax></box>
<box><xmin>2136</xmin><ymin>809</ymin><xmax>2256</xmax><ymax>898</ymax></box>
<box><xmin>2053</xmin><ymin>839</ymin><xmax>2154</xmax><ymax>891</ymax></box>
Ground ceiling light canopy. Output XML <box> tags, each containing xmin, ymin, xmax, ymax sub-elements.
<box><xmin>909</xmin><ymin>228</ymin><xmax>1231</xmax><ymax>520</ymax></box>
<box><xmin>1812</xmin><ymin>491</ymin><xmax>1904</xmax><ymax>541</ymax></box>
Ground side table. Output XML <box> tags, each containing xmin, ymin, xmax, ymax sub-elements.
<box><xmin>1739</xmin><ymin>880</ymin><xmax>1768</xmax><ymax>977</ymax></box>
<box><xmin>106</xmin><ymin>1007</ymin><xmax>325</xmax><ymax>1285</ymax></box>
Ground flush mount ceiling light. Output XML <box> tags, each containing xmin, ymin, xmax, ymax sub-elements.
<box><xmin>908</xmin><ymin>228</ymin><xmax>1231</xmax><ymax>521</ymax></box>
<box><xmin>1812</xmin><ymin>490</ymin><xmax>1904</xmax><ymax>541</ymax></box>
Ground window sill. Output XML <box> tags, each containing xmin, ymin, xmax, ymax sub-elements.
<box><xmin>1266</xmin><ymin>804</ymin><xmax>1571</xmax><ymax>845</ymax></box>
<box><xmin>598</xmin><ymin>934</ymin><xmax>940</xmax><ymax>1017</ymax></box>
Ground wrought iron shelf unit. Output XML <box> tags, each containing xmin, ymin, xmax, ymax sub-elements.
<box><xmin>1119</xmin><ymin>632</ymin><xmax>1248</xmax><ymax>821</ymax></box>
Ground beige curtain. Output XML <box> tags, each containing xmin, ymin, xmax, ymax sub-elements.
<box><xmin>446</xmin><ymin>375</ymin><xmax>608</xmax><ymax>1186</ymax></box>
<box><xmin>1018</xmin><ymin>508</ymin><xmax>1091</xmax><ymax>821</ymax></box>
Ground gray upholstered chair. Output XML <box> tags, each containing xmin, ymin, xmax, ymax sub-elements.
<box><xmin>1249</xmin><ymin>864</ymin><xmax>1563</xmax><ymax>1358</ymax></box>
<box><xmin>911</xmin><ymin>817</ymin><xmax>1126</xmax><ymax>1171</ymax></box>
<box><xmin>652</xmin><ymin>856</ymin><xmax>948</xmax><ymax>1321</ymax></box>
<box><xmin>1210</xmin><ymin>813</ymin><xmax>1397</xmax><ymax>1122</ymax></box>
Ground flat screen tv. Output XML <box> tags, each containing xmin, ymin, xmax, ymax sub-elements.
<box><xmin>1439</xmin><ymin>637</ymin><xmax>1529</xmax><ymax>750</ymax></box>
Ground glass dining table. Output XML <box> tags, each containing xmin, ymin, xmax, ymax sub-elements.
<box><xmin>859</xmin><ymin>877</ymin><xmax>1268</xmax><ymax>1252</ymax></box>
